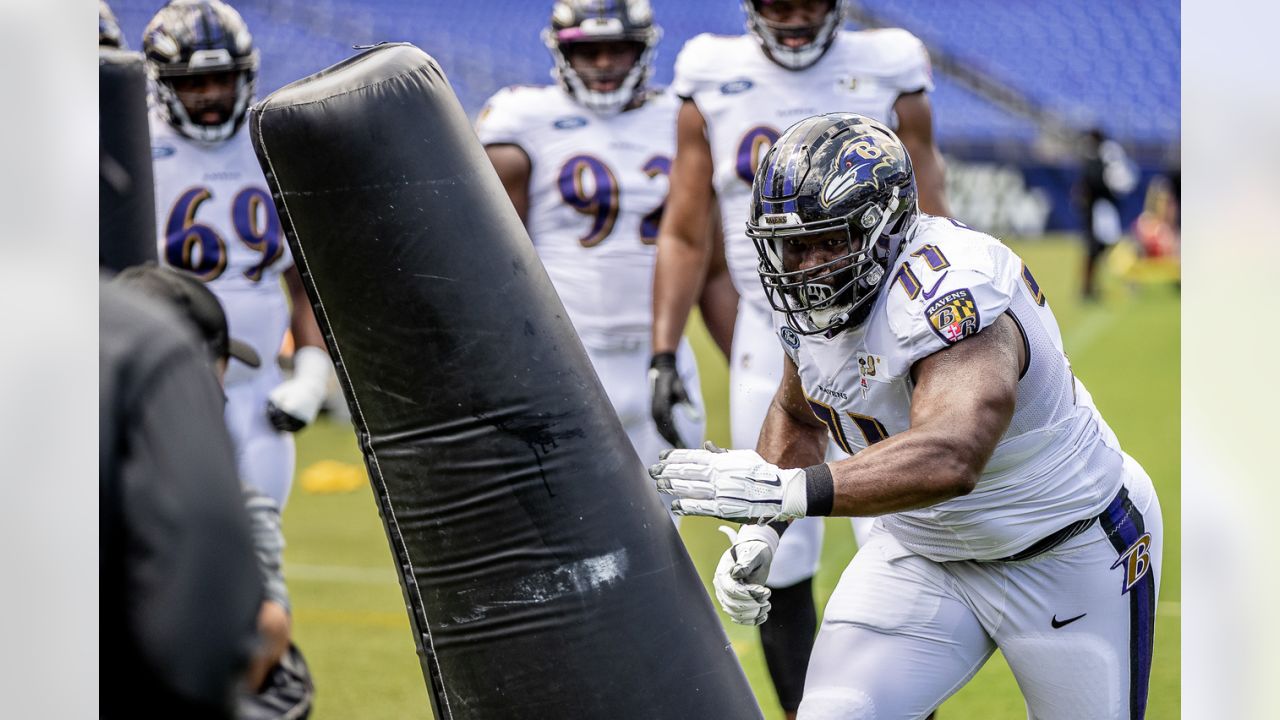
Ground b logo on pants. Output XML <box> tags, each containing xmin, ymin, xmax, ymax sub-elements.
<box><xmin>1111</xmin><ymin>532</ymin><xmax>1152</xmax><ymax>595</ymax></box>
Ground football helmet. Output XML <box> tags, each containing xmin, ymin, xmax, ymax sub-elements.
<box><xmin>100</xmin><ymin>1</ymin><xmax>124</xmax><ymax>49</ymax></box>
<box><xmin>746</xmin><ymin>113</ymin><xmax>919</xmax><ymax>334</ymax></box>
<box><xmin>543</xmin><ymin>0</ymin><xmax>661</xmax><ymax>114</ymax></box>
<box><xmin>741</xmin><ymin>0</ymin><xmax>845</xmax><ymax>70</ymax></box>
<box><xmin>142</xmin><ymin>0</ymin><xmax>259</xmax><ymax>143</ymax></box>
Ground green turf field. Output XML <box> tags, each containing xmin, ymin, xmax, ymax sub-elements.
<box><xmin>284</xmin><ymin>235</ymin><xmax>1180</xmax><ymax>718</ymax></box>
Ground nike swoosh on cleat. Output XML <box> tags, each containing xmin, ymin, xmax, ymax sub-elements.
<box><xmin>921</xmin><ymin>272</ymin><xmax>949</xmax><ymax>300</ymax></box>
<box><xmin>1051</xmin><ymin>612</ymin><xmax>1087</xmax><ymax>629</ymax></box>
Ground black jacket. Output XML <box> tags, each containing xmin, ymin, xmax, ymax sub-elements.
<box><xmin>100</xmin><ymin>280</ymin><xmax>261</xmax><ymax>718</ymax></box>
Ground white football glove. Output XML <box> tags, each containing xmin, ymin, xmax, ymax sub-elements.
<box><xmin>714</xmin><ymin>524</ymin><xmax>779</xmax><ymax>626</ymax></box>
<box><xmin>266</xmin><ymin>345</ymin><xmax>331</xmax><ymax>433</ymax></box>
<box><xmin>649</xmin><ymin>441</ymin><xmax>808</xmax><ymax>522</ymax></box>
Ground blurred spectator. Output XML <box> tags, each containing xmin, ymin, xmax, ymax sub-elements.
<box><xmin>1078</xmin><ymin>127</ymin><xmax>1137</xmax><ymax>300</ymax></box>
<box><xmin>1134</xmin><ymin>174</ymin><xmax>1180</xmax><ymax>260</ymax></box>
<box><xmin>110</xmin><ymin>264</ymin><xmax>314</xmax><ymax>718</ymax></box>
<box><xmin>100</xmin><ymin>276</ymin><xmax>261</xmax><ymax>718</ymax></box>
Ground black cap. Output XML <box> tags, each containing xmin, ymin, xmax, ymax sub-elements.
<box><xmin>112</xmin><ymin>264</ymin><xmax>261</xmax><ymax>368</ymax></box>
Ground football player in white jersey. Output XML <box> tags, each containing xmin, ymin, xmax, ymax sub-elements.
<box><xmin>649</xmin><ymin>1</ymin><xmax>950</xmax><ymax>714</ymax></box>
<box><xmin>144</xmin><ymin>0</ymin><xmax>330</xmax><ymax>507</ymax></box>
<box><xmin>478</xmin><ymin>0</ymin><xmax>725</xmax><ymax>513</ymax></box>
<box><xmin>653</xmin><ymin>113</ymin><xmax>1163</xmax><ymax>719</ymax></box>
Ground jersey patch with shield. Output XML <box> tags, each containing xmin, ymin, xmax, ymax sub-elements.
<box><xmin>925</xmin><ymin>288</ymin><xmax>980</xmax><ymax>344</ymax></box>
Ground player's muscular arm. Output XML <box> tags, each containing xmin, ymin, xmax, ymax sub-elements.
<box><xmin>696</xmin><ymin>206</ymin><xmax>738</xmax><ymax>358</ymax></box>
<box><xmin>894</xmin><ymin>90</ymin><xmax>951</xmax><ymax>217</ymax></box>
<box><xmin>757</xmin><ymin>355</ymin><xmax>827</xmax><ymax>469</ymax></box>
<box><xmin>484</xmin><ymin>143</ymin><xmax>532</xmax><ymax>224</ymax></box>
<box><xmin>826</xmin><ymin>313</ymin><xmax>1025</xmax><ymax>516</ymax></box>
<box><xmin>285</xmin><ymin>267</ymin><xmax>324</xmax><ymax>349</ymax></box>
<box><xmin>268</xmin><ymin>268</ymin><xmax>332</xmax><ymax>431</ymax></box>
<box><xmin>653</xmin><ymin>99</ymin><xmax>716</xmax><ymax>354</ymax></box>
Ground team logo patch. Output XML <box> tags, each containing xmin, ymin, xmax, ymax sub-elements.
<box><xmin>779</xmin><ymin>326</ymin><xmax>800</xmax><ymax>350</ymax></box>
<box><xmin>925</xmin><ymin>288</ymin><xmax>980</xmax><ymax>344</ymax></box>
<box><xmin>152</xmin><ymin>144</ymin><xmax>176</xmax><ymax>159</ymax></box>
<box><xmin>1111</xmin><ymin>532</ymin><xmax>1153</xmax><ymax>595</ymax></box>
<box><xmin>553</xmin><ymin>116</ymin><xmax>589</xmax><ymax>130</ymax></box>
<box><xmin>719</xmin><ymin>79</ymin><xmax>753</xmax><ymax>94</ymax></box>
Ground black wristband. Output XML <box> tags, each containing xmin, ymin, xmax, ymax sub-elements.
<box><xmin>803</xmin><ymin>462</ymin><xmax>834</xmax><ymax>517</ymax></box>
<box><xmin>649</xmin><ymin>351</ymin><xmax>677</xmax><ymax>370</ymax></box>
<box><xmin>767</xmin><ymin>520</ymin><xmax>790</xmax><ymax>537</ymax></box>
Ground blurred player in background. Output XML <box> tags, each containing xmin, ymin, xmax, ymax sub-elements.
<box><xmin>1078</xmin><ymin>127</ymin><xmax>1137</xmax><ymax>301</ymax></box>
<box><xmin>478</xmin><ymin>0</ymin><xmax>730</xmax><ymax>506</ymax></box>
<box><xmin>112</xmin><ymin>265</ymin><xmax>314</xmax><ymax>716</ymax></box>
<box><xmin>101</xmin><ymin>276</ymin><xmax>261</xmax><ymax>718</ymax></box>
<box><xmin>100</xmin><ymin>0</ymin><xmax>123</xmax><ymax>48</ymax></box>
<box><xmin>649</xmin><ymin>1</ymin><xmax>949</xmax><ymax>714</ymax></box>
<box><xmin>143</xmin><ymin>0</ymin><xmax>330</xmax><ymax>507</ymax></box>
<box><xmin>653</xmin><ymin>113</ymin><xmax>1163</xmax><ymax>719</ymax></box>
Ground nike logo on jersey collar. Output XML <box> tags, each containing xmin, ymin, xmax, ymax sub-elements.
<box><xmin>1050</xmin><ymin>612</ymin><xmax>1087</xmax><ymax>629</ymax></box>
<box><xmin>921</xmin><ymin>271</ymin><xmax>949</xmax><ymax>300</ymax></box>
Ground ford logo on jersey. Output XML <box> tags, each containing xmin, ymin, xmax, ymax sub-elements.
<box><xmin>720</xmin><ymin>79</ymin><xmax>754</xmax><ymax>95</ymax></box>
<box><xmin>152</xmin><ymin>144</ymin><xmax>176</xmax><ymax>159</ymax></box>
<box><xmin>553</xmin><ymin>116</ymin><xmax>589</xmax><ymax>130</ymax></box>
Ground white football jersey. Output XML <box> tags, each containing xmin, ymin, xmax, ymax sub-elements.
<box><xmin>150</xmin><ymin>115</ymin><xmax>293</xmax><ymax>387</ymax></box>
<box><xmin>476</xmin><ymin>85</ymin><xmax>677</xmax><ymax>342</ymax></box>
<box><xmin>778</xmin><ymin>216</ymin><xmax>1125</xmax><ymax>561</ymax></box>
<box><xmin>672</xmin><ymin>29</ymin><xmax>932</xmax><ymax>311</ymax></box>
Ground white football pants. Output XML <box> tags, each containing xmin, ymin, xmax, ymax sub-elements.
<box><xmin>799</xmin><ymin>454</ymin><xmax>1163</xmax><ymax>720</ymax></box>
<box><xmin>584</xmin><ymin>335</ymin><xmax>703</xmax><ymax>527</ymax></box>
<box><xmin>224</xmin><ymin>369</ymin><xmax>295</xmax><ymax>508</ymax></box>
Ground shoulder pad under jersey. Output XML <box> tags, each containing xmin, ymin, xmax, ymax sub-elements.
<box><xmin>475</xmin><ymin>84</ymin><xmax>555</xmax><ymax>147</ymax></box>
<box><xmin>884</xmin><ymin>217</ymin><xmax>1019</xmax><ymax>365</ymax></box>
<box><xmin>671</xmin><ymin>33</ymin><xmax>757</xmax><ymax>100</ymax></box>
<box><xmin>845</xmin><ymin>28</ymin><xmax>934</xmax><ymax>94</ymax></box>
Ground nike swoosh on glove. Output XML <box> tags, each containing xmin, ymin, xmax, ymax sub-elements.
<box><xmin>713</xmin><ymin>524</ymin><xmax>779</xmax><ymax>625</ymax></box>
<box><xmin>649</xmin><ymin>441</ymin><xmax>808</xmax><ymax>522</ymax></box>
<box><xmin>266</xmin><ymin>346</ymin><xmax>331</xmax><ymax>433</ymax></box>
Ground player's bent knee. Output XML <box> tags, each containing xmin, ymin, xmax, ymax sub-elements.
<box><xmin>797</xmin><ymin>687</ymin><xmax>878</xmax><ymax>720</ymax></box>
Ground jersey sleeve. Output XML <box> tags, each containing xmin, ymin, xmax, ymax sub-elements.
<box><xmin>886</xmin><ymin>229</ymin><xmax>1021</xmax><ymax>366</ymax></box>
<box><xmin>670</xmin><ymin>34</ymin><xmax>722</xmax><ymax>100</ymax></box>
<box><xmin>874</xmin><ymin>29</ymin><xmax>934</xmax><ymax>94</ymax></box>
<box><xmin>474</xmin><ymin>86</ymin><xmax>532</xmax><ymax>147</ymax></box>
<box><xmin>774</xmin><ymin>314</ymin><xmax>802</xmax><ymax>367</ymax></box>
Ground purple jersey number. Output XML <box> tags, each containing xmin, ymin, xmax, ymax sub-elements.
<box><xmin>639</xmin><ymin>155</ymin><xmax>672</xmax><ymax>244</ymax></box>
<box><xmin>736</xmin><ymin>125</ymin><xmax>781</xmax><ymax>185</ymax></box>
<box><xmin>558</xmin><ymin>155</ymin><xmax>619</xmax><ymax>247</ymax></box>
<box><xmin>164</xmin><ymin>185</ymin><xmax>283</xmax><ymax>282</ymax></box>
<box><xmin>558</xmin><ymin>154</ymin><xmax>673</xmax><ymax>246</ymax></box>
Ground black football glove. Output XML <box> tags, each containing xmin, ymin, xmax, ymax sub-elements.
<box><xmin>266</xmin><ymin>401</ymin><xmax>308</xmax><ymax>433</ymax></box>
<box><xmin>649</xmin><ymin>351</ymin><xmax>690</xmax><ymax>448</ymax></box>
